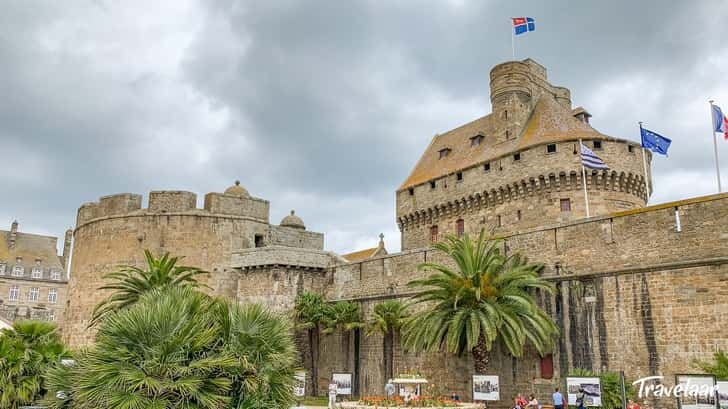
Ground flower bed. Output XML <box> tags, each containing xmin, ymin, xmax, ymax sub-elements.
<box><xmin>343</xmin><ymin>396</ymin><xmax>483</xmax><ymax>408</ymax></box>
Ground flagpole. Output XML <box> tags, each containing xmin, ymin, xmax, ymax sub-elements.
<box><xmin>579</xmin><ymin>139</ymin><xmax>591</xmax><ymax>217</ymax></box>
<box><xmin>511</xmin><ymin>26</ymin><xmax>515</xmax><ymax>60</ymax></box>
<box><xmin>709</xmin><ymin>100</ymin><xmax>723</xmax><ymax>192</ymax></box>
<box><xmin>639</xmin><ymin>122</ymin><xmax>650</xmax><ymax>204</ymax></box>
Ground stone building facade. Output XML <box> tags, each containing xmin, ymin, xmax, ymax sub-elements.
<box><xmin>60</xmin><ymin>59</ymin><xmax>727</xmax><ymax>407</ymax></box>
<box><xmin>0</xmin><ymin>221</ymin><xmax>69</xmax><ymax>323</ymax></box>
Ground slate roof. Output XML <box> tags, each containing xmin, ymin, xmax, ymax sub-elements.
<box><xmin>398</xmin><ymin>96</ymin><xmax>626</xmax><ymax>191</ymax></box>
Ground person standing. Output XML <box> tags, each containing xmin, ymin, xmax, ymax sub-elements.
<box><xmin>385</xmin><ymin>380</ymin><xmax>395</xmax><ymax>398</ymax></box>
<box><xmin>553</xmin><ymin>387</ymin><xmax>564</xmax><ymax>409</ymax></box>
<box><xmin>328</xmin><ymin>381</ymin><xmax>338</xmax><ymax>409</ymax></box>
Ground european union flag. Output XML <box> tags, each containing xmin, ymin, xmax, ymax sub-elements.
<box><xmin>640</xmin><ymin>126</ymin><xmax>671</xmax><ymax>155</ymax></box>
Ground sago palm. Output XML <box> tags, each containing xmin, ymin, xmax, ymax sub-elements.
<box><xmin>367</xmin><ymin>300</ymin><xmax>409</xmax><ymax>382</ymax></box>
<box><xmin>293</xmin><ymin>291</ymin><xmax>330</xmax><ymax>396</ymax></box>
<box><xmin>90</xmin><ymin>250</ymin><xmax>209</xmax><ymax>326</ymax></box>
<box><xmin>325</xmin><ymin>300</ymin><xmax>364</xmax><ymax>373</ymax></box>
<box><xmin>0</xmin><ymin>320</ymin><xmax>66</xmax><ymax>409</ymax></box>
<box><xmin>402</xmin><ymin>230</ymin><xmax>559</xmax><ymax>373</ymax></box>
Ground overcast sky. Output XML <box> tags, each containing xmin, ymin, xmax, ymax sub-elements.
<box><xmin>1</xmin><ymin>0</ymin><xmax>727</xmax><ymax>255</ymax></box>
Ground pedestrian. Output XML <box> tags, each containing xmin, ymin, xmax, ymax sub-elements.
<box><xmin>553</xmin><ymin>387</ymin><xmax>564</xmax><ymax>409</ymax></box>
<box><xmin>515</xmin><ymin>393</ymin><xmax>528</xmax><ymax>409</ymax></box>
<box><xmin>527</xmin><ymin>394</ymin><xmax>539</xmax><ymax>409</ymax></box>
<box><xmin>385</xmin><ymin>380</ymin><xmax>395</xmax><ymax>398</ymax></box>
<box><xmin>328</xmin><ymin>381</ymin><xmax>338</xmax><ymax>409</ymax></box>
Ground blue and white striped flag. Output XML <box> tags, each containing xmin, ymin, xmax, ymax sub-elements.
<box><xmin>580</xmin><ymin>143</ymin><xmax>609</xmax><ymax>170</ymax></box>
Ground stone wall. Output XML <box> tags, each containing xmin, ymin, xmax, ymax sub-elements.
<box><xmin>269</xmin><ymin>225</ymin><xmax>325</xmax><ymax>250</ymax></box>
<box><xmin>314</xmin><ymin>193</ymin><xmax>728</xmax><ymax>406</ymax></box>
<box><xmin>397</xmin><ymin>139</ymin><xmax>650</xmax><ymax>250</ymax></box>
<box><xmin>63</xmin><ymin>190</ymin><xmax>272</xmax><ymax>347</ymax></box>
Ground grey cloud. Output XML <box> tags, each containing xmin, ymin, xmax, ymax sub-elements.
<box><xmin>1</xmin><ymin>0</ymin><xmax>727</xmax><ymax>254</ymax></box>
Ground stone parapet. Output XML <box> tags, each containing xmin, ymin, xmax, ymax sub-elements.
<box><xmin>232</xmin><ymin>246</ymin><xmax>341</xmax><ymax>270</ymax></box>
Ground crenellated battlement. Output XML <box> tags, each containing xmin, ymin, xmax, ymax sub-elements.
<box><xmin>75</xmin><ymin>188</ymin><xmax>270</xmax><ymax>228</ymax></box>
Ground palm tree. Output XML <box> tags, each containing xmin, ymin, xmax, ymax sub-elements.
<box><xmin>72</xmin><ymin>287</ymin><xmax>236</xmax><ymax>408</ymax></box>
<box><xmin>367</xmin><ymin>300</ymin><xmax>410</xmax><ymax>383</ymax></box>
<box><xmin>90</xmin><ymin>250</ymin><xmax>209</xmax><ymax>326</ymax></box>
<box><xmin>0</xmin><ymin>320</ymin><xmax>66</xmax><ymax>408</ymax></box>
<box><xmin>45</xmin><ymin>286</ymin><xmax>299</xmax><ymax>409</ymax></box>
<box><xmin>216</xmin><ymin>299</ymin><xmax>299</xmax><ymax>408</ymax></box>
<box><xmin>293</xmin><ymin>291</ymin><xmax>331</xmax><ymax>397</ymax></box>
<box><xmin>324</xmin><ymin>300</ymin><xmax>364</xmax><ymax>371</ymax></box>
<box><xmin>402</xmin><ymin>230</ymin><xmax>559</xmax><ymax>374</ymax></box>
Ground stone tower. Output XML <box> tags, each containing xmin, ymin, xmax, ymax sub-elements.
<box><xmin>62</xmin><ymin>181</ymin><xmax>326</xmax><ymax>347</ymax></box>
<box><xmin>396</xmin><ymin>59</ymin><xmax>651</xmax><ymax>250</ymax></box>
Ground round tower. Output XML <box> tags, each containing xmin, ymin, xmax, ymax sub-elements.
<box><xmin>63</xmin><ymin>182</ymin><xmax>271</xmax><ymax>347</ymax></box>
<box><xmin>397</xmin><ymin>59</ymin><xmax>652</xmax><ymax>250</ymax></box>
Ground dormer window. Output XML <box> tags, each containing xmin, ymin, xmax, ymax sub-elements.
<box><xmin>547</xmin><ymin>144</ymin><xmax>556</xmax><ymax>153</ymax></box>
<box><xmin>12</xmin><ymin>265</ymin><xmax>24</xmax><ymax>277</ymax></box>
<box><xmin>470</xmin><ymin>135</ymin><xmax>484</xmax><ymax>147</ymax></box>
<box><xmin>408</xmin><ymin>188</ymin><xmax>414</xmax><ymax>196</ymax></box>
<box><xmin>438</xmin><ymin>148</ymin><xmax>451</xmax><ymax>159</ymax></box>
<box><xmin>51</xmin><ymin>270</ymin><xmax>61</xmax><ymax>281</ymax></box>
<box><xmin>456</xmin><ymin>172</ymin><xmax>463</xmax><ymax>181</ymax></box>
<box><xmin>31</xmin><ymin>267</ymin><xmax>42</xmax><ymax>279</ymax></box>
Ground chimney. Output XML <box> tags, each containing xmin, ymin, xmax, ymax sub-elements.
<box><xmin>62</xmin><ymin>228</ymin><xmax>73</xmax><ymax>271</ymax></box>
<box><xmin>9</xmin><ymin>220</ymin><xmax>18</xmax><ymax>249</ymax></box>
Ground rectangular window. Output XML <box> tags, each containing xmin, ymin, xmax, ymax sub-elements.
<box><xmin>513</xmin><ymin>153</ymin><xmax>521</xmax><ymax>161</ymax></box>
<box><xmin>9</xmin><ymin>286</ymin><xmax>19</xmax><ymax>301</ymax></box>
<box><xmin>593</xmin><ymin>140</ymin><xmax>602</xmax><ymax>150</ymax></box>
<box><xmin>408</xmin><ymin>188</ymin><xmax>414</xmax><ymax>196</ymax></box>
<box><xmin>430</xmin><ymin>225</ymin><xmax>439</xmax><ymax>243</ymax></box>
<box><xmin>29</xmin><ymin>287</ymin><xmax>39</xmax><ymax>301</ymax></box>
<box><xmin>51</xmin><ymin>270</ymin><xmax>61</xmax><ymax>281</ymax></box>
<box><xmin>48</xmin><ymin>288</ymin><xmax>58</xmax><ymax>303</ymax></box>
<box><xmin>517</xmin><ymin>210</ymin><xmax>522</xmax><ymax>221</ymax></box>
<box><xmin>456</xmin><ymin>219</ymin><xmax>465</xmax><ymax>237</ymax></box>
<box><xmin>560</xmin><ymin>198</ymin><xmax>571</xmax><ymax>212</ymax></box>
<box><xmin>547</xmin><ymin>144</ymin><xmax>556</xmax><ymax>153</ymax></box>
<box><xmin>456</xmin><ymin>172</ymin><xmax>463</xmax><ymax>181</ymax></box>
<box><xmin>471</xmin><ymin>135</ymin><xmax>484</xmax><ymax>147</ymax></box>
<box><xmin>628</xmin><ymin>145</ymin><xmax>634</xmax><ymax>153</ymax></box>
<box><xmin>0</xmin><ymin>263</ymin><xmax>5</xmax><ymax>275</ymax></box>
<box><xmin>430</xmin><ymin>181</ymin><xmax>436</xmax><ymax>189</ymax></box>
<box><xmin>497</xmin><ymin>215</ymin><xmax>502</xmax><ymax>227</ymax></box>
<box><xmin>12</xmin><ymin>266</ymin><xmax>24</xmax><ymax>277</ymax></box>
<box><xmin>484</xmin><ymin>163</ymin><xmax>491</xmax><ymax>172</ymax></box>
<box><xmin>254</xmin><ymin>234</ymin><xmax>264</xmax><ymax>248</ymax></box>
<box><xmin>32</xmin><ymin>267</ymin><xmax>42</xmax><ymax>279</ymax></box>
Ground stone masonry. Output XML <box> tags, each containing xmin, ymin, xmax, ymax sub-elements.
<box><xmin>60</xmin><ymin>59</ymin><xmax>727</xmax><ymax>408</ymax></box>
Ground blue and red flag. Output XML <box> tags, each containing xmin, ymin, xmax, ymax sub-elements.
<box><xmin>712</xmin><ymin>104</ymin><xmax>728</xmax><ymax>140</ymax></box>
<box><xmin>512</xmin><ymin>17</ymin><xmax>535</xmax><ymax>35</ymax></box>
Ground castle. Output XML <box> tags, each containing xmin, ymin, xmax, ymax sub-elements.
<box><xmin>61</xmin><ymin>59</ymin><xmax>728</xmax><ymax>406</ymax></box>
